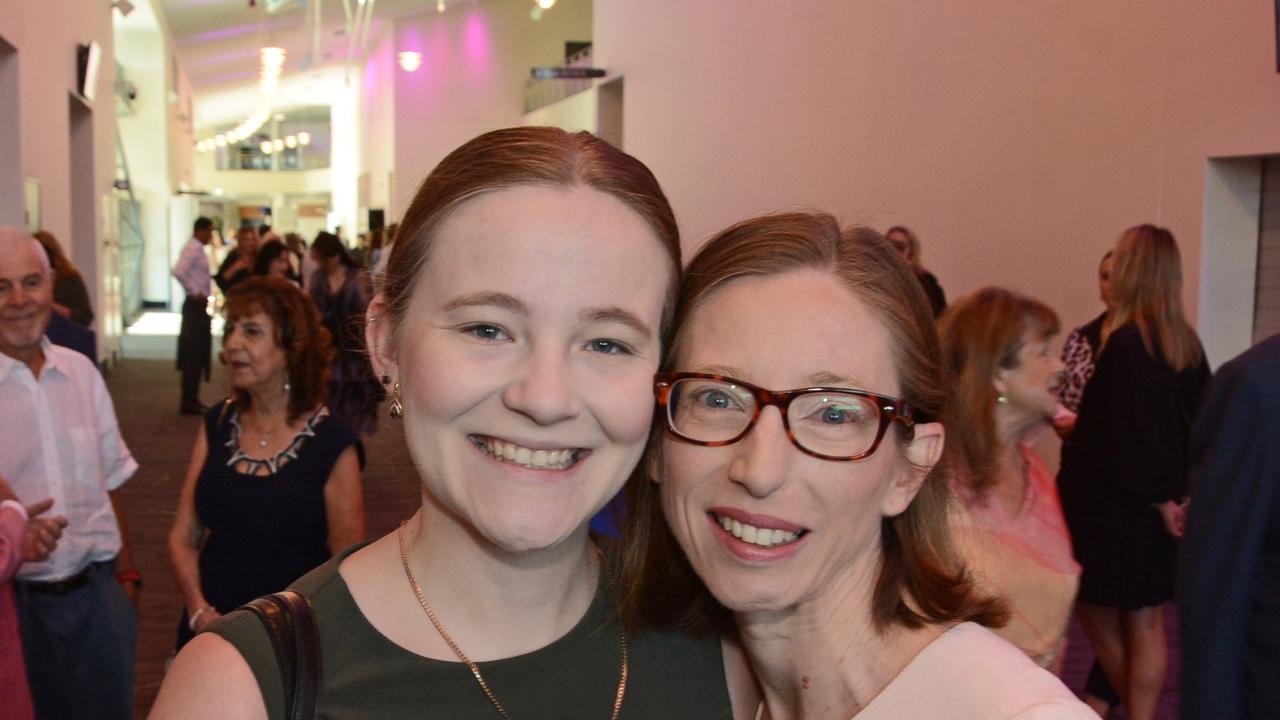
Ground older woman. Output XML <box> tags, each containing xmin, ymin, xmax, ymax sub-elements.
<box><xmin>1060</xmin><ymin>225</ymin><xmax>1210</xmax><ymax>720</ymax></box>
<box><xmin>626</xmin><ymin>214</ymin><xmax>1091</xmax><ymax>719</ymax></box>
<box><xmin>167</xmin><ymin>277</ymin><xmax>365</xmax><ymax>650</ymax></box>
<box><xmin>152</xmin><ymin>127</ymin><xmax>738</xmax><ymax>719</ymax></box>
<box><xmin>939</xmin><ymin>288</ymin><xmax>1079</xmax><ymax>672</ymax></box>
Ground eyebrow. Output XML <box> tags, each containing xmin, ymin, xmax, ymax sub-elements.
<box><xmin>688</xmin><ymin>366</ymin><xmax>867</xmax><ymax>390</ymax></box>
<box><xmin>582</xmin><ymin>306</ymin><xmax>654</xmax><ymax>338</ymax></box>
<box><xmin>442</xmin><ymin>291</ymin><xmax>529</xmax><ymax>315</ymax></box>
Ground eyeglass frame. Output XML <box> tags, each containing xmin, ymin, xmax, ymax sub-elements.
<box><xmin>653</xmin><ymin>371</ymin><xmax>930</xmax><ymax>462</ymax></box>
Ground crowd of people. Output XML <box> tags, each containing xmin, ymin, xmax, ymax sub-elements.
<box><xmin>0</xmin><ymin>126</ymin><xmax>1276</xmax><ymax>719</ymax></box>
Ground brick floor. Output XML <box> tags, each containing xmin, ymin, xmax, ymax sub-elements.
<box><xmin>105</xmin><ymin>357</ymin><xmax>1180</xmax><ymax>719</ymax></box>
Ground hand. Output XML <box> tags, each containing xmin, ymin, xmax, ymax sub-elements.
<box><xmin>23</xmin><ymin>498</ymin><xmax>68</xmax><ymax>562</ymax></box>
<box><xmin>191</xmin><ymin>606</ymin><xmax>223</xmax><ymax>633</ymax></box>
<box><xmin>1155</xmin><ymin>499</ymin><xmax>1186</xmax><ymax>538</ymax></box>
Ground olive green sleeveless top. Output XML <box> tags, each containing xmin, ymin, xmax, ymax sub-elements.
<box><xmin>211</xmin><ymin>543</ymin><xmax>732</xmax><ymax>719</ymax></box>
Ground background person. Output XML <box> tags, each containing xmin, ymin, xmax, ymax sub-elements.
<box><xmin>940</xmin><ymin>287</ymin><xmax>1079</xmax><ymax>672</ymax></box>
<box><xmin>0</xmin><ymin>474</ymin><xmax>68</xmax><ymax>720</ymax></box>
<box><xmin>252</xmin><ymin>239</ymin><xmax>302</xmax><ymax>286</ymax></box>
<box><xmin>1180</xmin><ymin>333</ymin><xmax>1280</xmax><ymax>720</ymax></box>
<box><xmin>152</xmin><ymin>127</ymin><xmax>738</xmax><ymax>720</ymax></box>
<box><xmin>32</xmin><ymin>230</ymin><xmax>93</xmax><ymax>327</ymax></box>
<box><xmin>172</xmin><ymin>217</ymin><xmax>214</xmax><ymax>414</ymax></box>
<box><xmin>168</xmin><ymin>277</ymin><xmax>364</xmax><ymax>649</ymax></box>
<box><xmin>1057</xmin><ymin>249</ymin><xmax>1122</xmax><ymax>715</ymax></box>
<box><xmin>625</xmin><ymin>214</ymin><xmax>1091</xmax><ymax>719</ymax></box>
<box><xmin>1058</xmin><ymin>224</ymin><xmax>1210</xmax><ymax>720</ymax></box>
<box><xmin>215</xmin><ymin>225</ymin><xmax>261</xmax><ymax>294</ymax></box>
<box><xmin>885</xmin><ymin>224</ymin><xmax>947</xmax><ymax>316</ymax></box>
<box><xmin>0</xmin><ymin>227</ymin><xmax>139</xmax><ymax>720</ymax></box>
<box><xmin>308</xmin><ymin>231</ymin><xmax>382</xmax><ymax>437</ymax></box>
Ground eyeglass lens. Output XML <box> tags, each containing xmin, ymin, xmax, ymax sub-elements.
<box><xmin>666</xmin><ymin>377</ymin><xmax>883</xmax><ymax>457</ymax></box>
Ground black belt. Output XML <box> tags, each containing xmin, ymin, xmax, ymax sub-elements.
<box><xmin>15</xmin><ymin>562</ymin><xmax>107</xmax><ymax>594</ymax></box>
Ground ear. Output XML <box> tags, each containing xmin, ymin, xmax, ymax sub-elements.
<box><xmin>991</xmin><ymin>367</ymin><xmax>1011</xmax><ymax>399</ymax></box>
<box><xmin>365</xmin><ymin>293</ymin><xmax>398</xmax><ymax>379</ymax></box>
<box><xmin>881</xmin><ymin>421</ymin><xmax>945</xmax><ymax>517</ymax></box>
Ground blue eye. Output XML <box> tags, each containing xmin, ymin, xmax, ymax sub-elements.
<box><xmin>463</xmin><ymin>324</ymin><xmax>511</xmax><ymax>342</ymax></box>
<box><xmin>587</xmin><ymin>339</ymin><xmax>633</xmax><ymax>355</ymax></box>
<box><xmin>700</xmin><ymin>390</ymin><xmax>734</xmax><ymax>410</ymax></box>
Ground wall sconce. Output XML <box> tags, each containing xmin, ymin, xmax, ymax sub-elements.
<box><xmin>260</xmin><ymin>140</ymin><xmax>274</xmax><ymax>155</ymax></box>
<box><xmin>297</xmin><ymin>131</ymin><xmax>311</xmax><ymax>146</ymax></box>
<box><xmin>398</xmin><ymin>51</ymin><xmax>423</xmax><ymax>72</ymax></box>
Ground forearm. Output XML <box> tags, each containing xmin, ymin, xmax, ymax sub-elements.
<box><xmin>168</xmin><ymin>531</ymin><xmax>213</xmax><ymax>613</ymax></box>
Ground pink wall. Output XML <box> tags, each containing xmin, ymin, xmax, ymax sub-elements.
<box><xmin>0</xmin><ymin>0</ymin><xmax>117</xmax><ymax>348</ymax></box>
<box><xmin>594</xmin><ymin>0</ymin><xmax>1280</xmax><ymax>343</ymax></box>
<box><xmin>389</xmin><ymin>0</ymin><xmax>592</xmax><ymax>210</ymax></box>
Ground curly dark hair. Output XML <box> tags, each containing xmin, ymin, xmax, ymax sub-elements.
<box><xmin>222</xmin><ymin>276</ymin><xmax>334</xmax><ymax>422</ymax></box>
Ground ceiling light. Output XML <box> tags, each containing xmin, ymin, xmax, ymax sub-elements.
<box><xmin>398</xmin><ymin>51</ymin><xmax>422</xmax><ymax>72</ymax></box>
<box><xmin>285</xmin><ymin>135</ymin><xmax>298</xmax><ymax>148</ymax></box>
<box><xmin>272</xmin><ymin>138</ymin><xmax>285</xmax><ymax>152</ymax></box>
<box><xmin>215</xmin><ymin>134</ymin><xmax>227</xmax><ymax>147</ymax></box>
<box><xmin>273</xmin><ymin>113</ymin><xmax>286</xmax><ymax>122</ymax></box>
<box><xmin>537</xmin><ymin>0</ymin><xmax>555</xmax><ymax>8</ymax></box>
<box><xmin>260</xmin><ymin>140</ymin><xmax>274</xmax><ymax>154</ymax></box>
<box><xmin>297</xmin><ymin>131</ymin><xmax>311</xmax><ymax>146</ymax></box>
<box><xmin>260</xmin><ymin>47</ymin><xmax>286</xmax><ymax>68</ymax></box>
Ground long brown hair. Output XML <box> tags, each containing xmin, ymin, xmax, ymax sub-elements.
<box><xmin>618</xmin><ymin>212</ymin><xmax>1006</xmax><ymax>634</ymax></box>
<box><xmin>222</xmin><ymin>277</ymin><xmax>334</xmax><ymax>423</ymax></box>
<box><xmin>1105</xmin><ymin>224</ymin><xmax>1203</xmax><ymax>371</ymax></box>
<box><xmin>381</xmin><ymin>127</ymin><xmax>681</xmax><ymax>340</ymax></box>
<box><xmin>938</xmin><ymin>287</ymin><xmax>1059</xmax><ymax>496</ymax></box>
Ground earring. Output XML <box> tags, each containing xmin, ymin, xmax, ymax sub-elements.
<box><xmin>996</xmin><ymin>393</ymin><xmax>1008</xmax><ymax>404</ymax></box>
<box><xmin>379</xmin><ymin>372</ymin><xmax>391</xmax><ymax>385</ymax></box>
<box><xmin>388</xmin><ymin>382</ymin><xmax>404</xmax><ymax>419</ymax></box>
<box><xmin>284</xmin><ymin>377</ymin><xmax>291</xmax><ymax>394</ymax></box>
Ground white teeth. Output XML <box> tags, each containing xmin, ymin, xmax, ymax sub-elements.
<box><xmin>479</xmin><ymin>438</ymin><xmax>578</xmax><ymax>470</ymax></box>
<box><xmin>716</xmin><ymin>514</ymin><xmax>800</xmax><ymax>548</ymax></box>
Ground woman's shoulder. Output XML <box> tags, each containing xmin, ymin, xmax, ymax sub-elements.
<box><xmin>874</xmin><ymin>623</ymin><xmax>1091</xmax><ymax>719</ymax></box>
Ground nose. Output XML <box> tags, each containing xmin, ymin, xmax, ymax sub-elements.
<box><xmin>726</xmin><ymin>406</ymin><xmax>790</xmax><ymax>498</ymax></box>
<box><xmin>501</xmin><ymin>345</ymin><xmax>580</xmax><ymax>426</ymax></box>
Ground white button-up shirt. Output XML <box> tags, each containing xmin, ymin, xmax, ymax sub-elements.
<box><xmin>0</xmin><ymin>339</ymin><xmax>137</xmax><ymax>581</ymax></box>
<box><xmin>172</xmin><ymin>236</ymin><xmax>211</xmax><ymax>298</ymax></box>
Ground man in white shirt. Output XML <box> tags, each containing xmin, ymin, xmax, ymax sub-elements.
<box><xmin>171</xmin><ymin>216</ymin><xmax>213</xmax><ymax>414</ymax></box>
<box><xmin>0</xmin><ymin>227</ymin><xmax>139</xmax><ymax>720</ymax></box>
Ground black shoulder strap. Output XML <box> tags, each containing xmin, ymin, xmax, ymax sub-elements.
<box><xmin>243</xmin><ymin>590</ymin><xmax>321</xmax><ymax>720</ymax></box>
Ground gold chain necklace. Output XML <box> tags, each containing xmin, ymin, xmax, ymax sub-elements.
<box><xmin>397</xmin><ymin>521</ymin><xmax>628</xmax><ymax>720</ymax></box>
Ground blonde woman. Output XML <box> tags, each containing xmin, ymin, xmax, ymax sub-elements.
<box><xmin>1059</xmin><ymin>224</ymin><xmax>1210</xmax><ymax>720</ymax></box>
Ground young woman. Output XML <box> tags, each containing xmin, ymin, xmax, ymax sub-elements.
<box><xmin>884</xmin><ymin>225</ymin><xmax>946</xmax><ymax>317</ymax></box>
<box><xmin>939</xmin><ymin>288</ymin><xmax>1079</xmax><ymax>672</ymax></box>
<box><xmin>151</xmin><ymin>127</ymin><xmax>739</xmax><ymax>719</ymax></box>
<box><xmin>624</xmin><ymin>214</ymin><xmax>1091</xmax><ymax>719</ymax></box>
<box><xmin>1059</xmin><ymin>224</ymin><xmax>1211</xmax><ymax>720</ymax></box>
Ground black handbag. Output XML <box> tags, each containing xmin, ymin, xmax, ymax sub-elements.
<box><xmin>243</xmin><ymin>590</ymin><xmax>322</xmax><ymax>720</ymax></box>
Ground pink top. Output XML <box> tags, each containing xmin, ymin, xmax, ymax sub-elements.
<box><xmin>855</xmin><ymin>623</ymin><xmax>1094</xmax><ymax>718</ymax></box>
<box><xmin>949</xmin><ymin>444</ymin><xmax>1080</xmax><ymax>669</ymax></box>
<box><xmin>0</xmin><ymin>503</ymin><xmax>35</xmax><ymax>720</ymax></box>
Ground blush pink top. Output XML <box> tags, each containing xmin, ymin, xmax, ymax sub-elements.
<box><xmin>0</xmin><ymin>503</ymin><xmax>35</xmax><ymax>720</ymax></box>
<box><xmin>949</xmin><ymin>444</ymin><xmax>1081</xmax><ymax>669</ymax></box>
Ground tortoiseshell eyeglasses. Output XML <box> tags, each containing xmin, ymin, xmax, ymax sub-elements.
<box><xmin>654</xmin><ymin>372</ymin><xmax>929</xmax><ymax>462</ymax></box>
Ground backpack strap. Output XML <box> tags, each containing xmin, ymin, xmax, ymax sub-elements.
<box><xmin>243</xmin><ymin>590</ymin><xmax>321</xmax><ymax>720</ymax></box>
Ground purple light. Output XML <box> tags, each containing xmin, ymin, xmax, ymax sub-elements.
<box><xmin>464</xmin><ymin>10</ymin><xmax>491</xmax><ymax>69</ymax></box>
<box><xmin>186</xmin><ymin>22</ymin><xmax>259</xmax><ymax>44</ymax></box>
